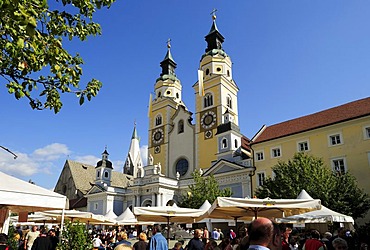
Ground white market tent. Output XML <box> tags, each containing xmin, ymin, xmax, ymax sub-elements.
<box><xmin>204</xmin><ymin>196</ymin><xmax>322</xmax><ymax>221</ymax></box>
<box><xmin>0</xmin><ymin>171</ymin><xmax>68</xmax><ymax>233</ymax></box>
<box><xmin>276</xmin><ymin>190</ymin><xmax>354</xmax><ymax>224</ymax></box>
<box><xmin>116</xmin><ymin>207</ymin><xmax>154</xmax><ymax>225</ymax></box>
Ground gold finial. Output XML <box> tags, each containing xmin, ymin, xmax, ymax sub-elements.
<box><xmin>211</xmin><ymin>8</ymin><xmax>217</xmax><ymax>20</ymax></box>
<box><xmin>166</xmin><ymin>38</ymin><xmax>171</xmax><ymax>49</ymax></box>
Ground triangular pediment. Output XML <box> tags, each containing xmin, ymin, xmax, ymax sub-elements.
<box><xmin>202</xmin><ymin>159</ymin><xmax>246</xmax><ymax>176</ymax></box>
<box><xmin>85</xmin><ymin>184</ymin><xmax>106</xmax><ymax>196</ymax></box>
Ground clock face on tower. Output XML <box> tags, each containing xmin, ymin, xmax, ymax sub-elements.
<box><xmin>152</xmin><ymin>128</ymin><xmax>164</xmax><ymax>144</ymax></box>
<box><xmin>201</xmin><ymin>110</ymin><xmax>217</xmax><ymax>130</ymax></box>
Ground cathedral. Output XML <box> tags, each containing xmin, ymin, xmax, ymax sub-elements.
<box><xmin>54</xmin><ymin>13</ymin><xmax>370</xmax><ymax>221</ymax></box>
<box><xmin>54</xmin><ymin>14</ymin><xmax>255</xmax><ymax>216</ymax></box>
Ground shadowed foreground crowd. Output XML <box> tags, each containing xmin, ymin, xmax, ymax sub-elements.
<box><xmin>0</xmin><ymin>218</ymin><xmax>368</xmax><ymax>250</ymax></box>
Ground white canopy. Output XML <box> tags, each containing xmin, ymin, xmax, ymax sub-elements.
<box><xmin>0</xmin><ymin>171</ymin><xmax>68</xmax><ymax>212</ymax></box>
<box><xmin>105</xmin><ymin>210</ymin><xmax>118</xmax><ymax>220</ymax></box>
<box><xmin>134</xmin><ymin>204</ymin><xmax>206</xmax><ymax>223</ymax></box>
<box><xmin>40</xmin><ymin>209</ymin><xmax>108</xmax><ymax>224</ymax></box>
<box><xmin>276</xmin><ymin>190</ymin><xmax>354</xmax><ymax>224</ymax></box>
<box><xmin>205</xmin><ymin>196</ymin><xmax>321</xmax><ymax>220</ymax></box>
<box><xmin>116</xmin><ymin>207</ymin><xmax>154</xmax><ymax>225</ymax></box>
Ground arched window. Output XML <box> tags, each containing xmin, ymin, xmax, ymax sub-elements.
<box><xmin>227</xmin><ymin>95</ymin><xmax>232</xmax><ymax>109</ymax></box>
<box><xmin>104</xmin><ymin>171</ymin><xmax>109</xmax><ymax>178</ymax></box>
<box><xmin>97</xmin><ymin>171</ymin><xmax>100</xmax><ymax>178</ymax></box>
<box><xmin>155</xmin><ymin>115</ymin><xmax>162</xmax><ymax>126</ymax></box>
<box><xmin>222</xmin><ymin>138</ymin><xmax>228</xmax><ymax>149</ymax></box>
<box><xmin>235</xmin><ymin>139</ymin><xmax>238</xmax><ymax>148</ymax></box>
<box><xmin>204</xmin><ymin>93</ymin><xmax>213</xmax><ymax>108</ymax></box>
<box><xmin>176</xmin><ymin>158</ymin><xmax>189</xmax><ymax>176</ymax></box>
<box><xmin>158</xmin><ymin>91</ymin><xmax>161</xmax><ymax>97</ymax></box>
<box><xmin>178</xmin><ymin>120</ymin><xmax>184</xmax><ymax>134</ymax></box>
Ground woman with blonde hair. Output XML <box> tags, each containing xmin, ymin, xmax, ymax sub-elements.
<box><xmin>133</xmin><ymin>232</ymin><xmax>148</xmax><ymax>250</ymax></box>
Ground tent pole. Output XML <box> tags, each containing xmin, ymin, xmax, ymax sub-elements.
<box><xmin>167</xmin><ymin>217</ymin><xmax>170</xmax><ymax>245</ymax></box>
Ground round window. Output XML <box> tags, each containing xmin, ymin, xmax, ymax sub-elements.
<box><xmin>175</xmin><ymin>158</ymin><xmax>189</xmax><ymax>176</ymax></box>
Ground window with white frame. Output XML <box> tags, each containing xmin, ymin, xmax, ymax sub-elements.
<box><xmin>298</xmin><ymin>141</ymin><xmax>309</xmax><ymax>152</ymax></box>
<box><xmin>363</xmin><ymin>126</ymin><xmax>370</xmax><ymax>139</ymax></box>
<box><xmin>271</xmin><ymin>147</ymin><xmax>281</xmax><ymax>158</ymax></box>
<box><xmin>94</xmin><ymin>203</ymin><xmax>98</xmax><ymax>210</ymax></box>
<box><xmin>257</xmin><ymin>172</ymin><xmax>265</xmax><ymax>186</ymax></box>
<box><xmin>329</xmin><ymin>133</ymin><xmax>342</xmax><ymax>146</ymax></box>
<box><xmin>331</xmin><ymin>158</ymin><xmax>346</xmax><ymax>175</ymax></box>
<box><xmin>256</xmin><ymin>151</ymin><xmax>264</xmax><ymax>161</ymax></box>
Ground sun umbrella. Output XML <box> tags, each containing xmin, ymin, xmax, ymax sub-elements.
<box><xmin>206</xmin><ymin>196</ymin><xmax>321</xmax><ymax>221</ymax></box>
<box><xmin>40</xmin><ymin>209</ymin><xmax>108</xmax><ymax>224</ymax></box>
<box><xmin>134</xmin><ymin>204</ymin><xmax>207</xmax><ymax>240</ymax></box>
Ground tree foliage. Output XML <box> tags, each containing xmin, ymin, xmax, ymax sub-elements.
<box><xmin>255</xmin><ymin>153</ymin><xmax>370</xmax><ymax>220</ymax></box>
<box><xmin>57</xmin><ymin>220</ymin><xmax>92</xmax><ymax>250</ymax></box>
<box><xmin>178</xmin><ymin>170</ymin><xmax>232</xmax><ymax>209</ymax></box>
<box><xmin>0</xmin><ymin>0</ymin><xmax>115</xmax><ymax>113</ymax></box>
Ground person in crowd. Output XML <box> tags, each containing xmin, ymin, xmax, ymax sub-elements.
<box><xmin>115</xmin><ymin>244</ymin><xmax>133</xmax><ymax>250</ymax></box>
<box><xmin>246</xmin><ymin>217</ymin><xmax>281</xmax><ymax>250</ymax></box>
<box><xmin>281</xmin><ymin>227</ymin><xmax>292</xmax><ymax>250</ymax></box>
<box><xmin>328</xmin><ymin>228</ymin><xmax>353</xmax><ymax>250</ymax></box>
<box><xmin>302</xmin><ymin>230</ymin><xmax>325</xmax><ymax>250</ymax></box>
<box><xmin>114</xmin><ymin>231</ymin><xmax>131</xmax><ymax>248</ymax></box>
<box><xmin>47</xmin><ymin>229</ymin><xmax>58</xmax><ymax>250</ymax></box>
<box><xmin>239</xmin><ymin>227</ymin><xmax>249</xmax><ymax>250</ymax></box>
<box><xmin>360</xmin><ymin>243</ymin><xmax>368</xmax><ymax>250</ymax></box>
<box><xmin>92</xmin><ymin>234</ymin><xmax>105</xmax><ymax>250</ymax></box>
<box><xmin>187</xmin><ymin>229</ymin><xmax>204</xmax><ymax>250</ymax></box>
<box><xmin>203</xmin><ymin>228</ymin><xmax>209</xmax><ymax>245</ymax></box>
<box><xmin>229</xmin><ymin>230</ymin><xmax>236</xmax><ymax>240</ymax></box>
<box><xmin>133</xmin><ymin>232</ymin><xmax>148</xmax><ymax>250</ymax></box>
<box><xmin>331</xmin><ymin>238</ymin><xmax>348</xmax><ymax>250</ymax></box>
<box><xmin>219</xmin><ymin>238</ymin><xmax>230</xmax><ymax>250</ymax></box>
<box><xmin>149</xmin><ymin>225</ymin><xmax>168</xmax><ymax>250</ymax></box>
<box><xmin>24</xmin><ymin>226</ymin><xmax>39</xmax><ymax>250</ymax></box>
<box><xmin>321</xmin><ymin>232</ymin><xmax>332</xmax><ymax>249</ymax></box>
<box><xmin>211</xmin><ymin>228</ymin><xmax>220</xmax><ymax>240</ymax></box>
<box><xmin>210</xmin><ymin>241</ymin><xmax>220</xmax><ymax>250</ymax></box>
<box><xmin>173</xmin><ymin>242</ymin><xmax>183</xmax><ymax>250</ymax></box>
<box><xmin>31</xmin><ymin>228</ymin><xmax>52</xmax><ymax>250</ymax></box>
<box><xmin>217</xmin><ymin>229</ymin><xmax>224</xmax><ymax>241</ymax></box>
<box><xmin>0</xmin><ymin>233</ymin><xmax>13</xmax><ymax>250</ymax></box>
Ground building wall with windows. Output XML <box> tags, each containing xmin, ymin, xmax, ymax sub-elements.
<box><xmin>252</xmin><ymin>98</ymin><xmax>370</xmax><ymax>193</ymax></box>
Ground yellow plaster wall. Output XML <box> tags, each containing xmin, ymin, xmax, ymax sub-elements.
<box><xmin>253</xmin><ymin>116</ymin><xmax>370</xmax><ymax>193</ymax></box>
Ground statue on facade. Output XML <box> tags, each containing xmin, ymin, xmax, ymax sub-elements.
<box><xmin>148</xmin><ymin>154</ymin><xmax>154</xmax><ymax>165</ymax></box>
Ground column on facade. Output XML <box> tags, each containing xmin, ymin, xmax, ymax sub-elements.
<box><xmin>136</xmin><ymin>195</ymin><xmax>140</xmax><ymax>207</ymax></box>
<box><xmin>152</xmin><ymin>193</ymin><xmax>156</xmax><ymax>206</ymax></box>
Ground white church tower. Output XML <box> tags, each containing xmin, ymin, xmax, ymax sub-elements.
<box><xmin>95</xmin><ymin>148</ymin><xmax>113</xmax><ymax>186</ymax></box>
<box><xmin>124</xmin><ymin>124</ymin><xmax>143</xmax><ymax>178</ymax></box>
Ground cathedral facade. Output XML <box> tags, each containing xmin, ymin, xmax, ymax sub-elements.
<box><xmin>54</xmin><ymin>15</ymin><xmax>255</xmax><ymax>217</ymax></box>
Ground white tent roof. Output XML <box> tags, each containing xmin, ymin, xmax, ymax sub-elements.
<box><xmin>105</xmin><ymin>209</ymin><xmax>118</xmax><ymax>220</ymax></box>
<box><xmin>0</xmin><ymin>171</ymin><xmax>68</xmax><ymax>212</ymax></box>
<box><xmin>276</xmin><ymin>190</ymin><xmax>354</xmax><ymax>224</ymax></box>
<box><xmin>199</xmin><ymin>200</ymin><xmax>211</xmax><ymax>211</ymax></box>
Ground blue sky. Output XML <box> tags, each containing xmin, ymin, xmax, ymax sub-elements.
<box><xmin>1</xmin><ymin>1</ymin><xmax>369</xmax><ymax>190</ymax></box>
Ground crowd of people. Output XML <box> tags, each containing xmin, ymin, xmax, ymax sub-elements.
<box><xmin>0</xmin><ymin>220</ymin><xmax>368</xmax><ymax>250</ymax></box>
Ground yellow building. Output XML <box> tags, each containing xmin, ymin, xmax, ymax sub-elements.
<box><xmin>251</xmin><ymin>97</ymin><xmax>370</xmax><ymax>197</ymax></box>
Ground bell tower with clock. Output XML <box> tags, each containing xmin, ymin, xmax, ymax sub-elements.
<box><xmin>148</xmin><ymin>41</ymin><xmax>187</xmax><ymax>176</ymax></box>
<box><xmin>194</xmin><ymin>11</ymin><xmax>240</xmax><ymax>169</ymax></box>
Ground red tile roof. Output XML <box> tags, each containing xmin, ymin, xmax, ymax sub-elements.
<box><xmin>253</xmin><ymin>97</ymin><xmax>370</xmax><ymax>143</ymax></box>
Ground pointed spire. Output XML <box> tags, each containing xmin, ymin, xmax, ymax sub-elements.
<box><xmin>160</xmin><ymin>39</ymin><xmax>177</xmax><ymax>77</ymax></box>
<box><xmin>205</xmin><ymin>9</ymin><xmax>225</xmax><ymax>53</ymax></box>
<box><xmin>132</xmin><ymin>121</ymin><xmax>138</xmax><ymax>139</ymax></box>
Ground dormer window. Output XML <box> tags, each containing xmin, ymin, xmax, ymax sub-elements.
<box><xmin>204</xmin><ymin>93</ymin><xmax>213</xmax><ymax>108</ymax></box>
<box><xmin>155</xmin><ymin>115</ymin><xmax>162</xmax><ymax>126</ymax></box>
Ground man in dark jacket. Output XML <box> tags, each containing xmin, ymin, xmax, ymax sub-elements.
<box><xmin>187</xmin><ymin>229</ymin><xmax>204</xmax><ymax>250</ymax></box>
